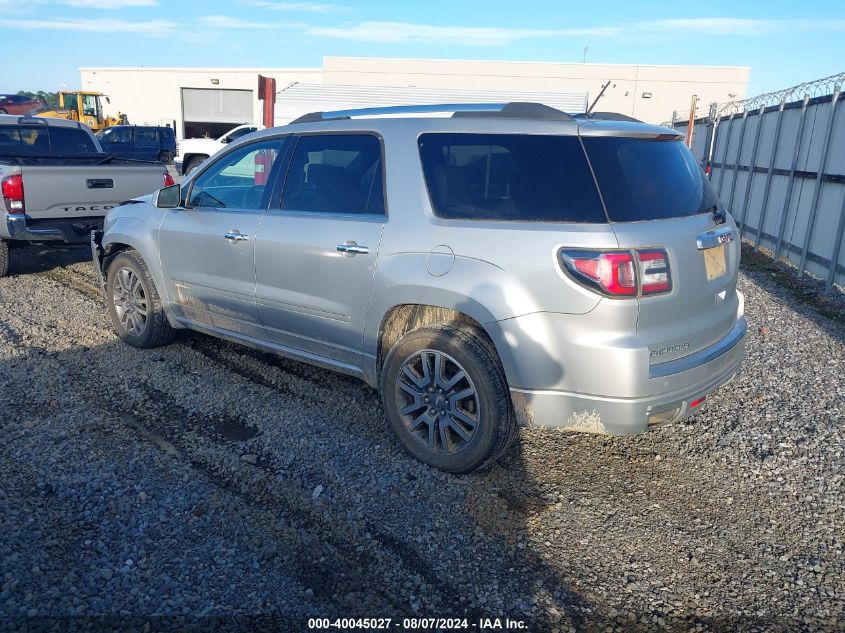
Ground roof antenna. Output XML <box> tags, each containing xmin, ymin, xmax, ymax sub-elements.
<box><xmin>587</xmin><ymin>80</ymin><xmax>612</xmax><ymax>114</ymax></box>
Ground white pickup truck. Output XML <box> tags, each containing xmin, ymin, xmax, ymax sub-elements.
<box><xmin>0</xmin><ymin>115</ymin><xmax>171</xmax><ymax>277</ymax></box>
<box><xmin>175</xmin><ymin>124</ymin><xmax>260</xmax><ymax>175</ymax></box>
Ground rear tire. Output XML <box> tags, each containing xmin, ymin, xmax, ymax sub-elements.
<box><xmin>0</xmin><ymin>240</ymin><xmax>9</xmax><ymax>277</ymax></box>
<box><xmin>184</xmin><ymin>156</ymin><xmax>206</xmax><ymax>175</ymax></box>
<box><xmin>380</xmin><ymin>324</ymin><xmax>516</xmax><ymax>473</ymax></box>
<box><xmin>105</xmin><ymin>250</ymin><xmax>175</xmax><ymax>348</ymax></box>
<box><xmin>0</xmin><ymin>109</ymin><xmax>7</xmax><ymax>114</ymax></box>
<box><xmin>158</xmin><ymin>151</ymin><xmax>174</xmax><ymax>165</ymax></box>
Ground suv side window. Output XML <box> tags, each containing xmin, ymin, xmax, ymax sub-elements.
<box><xmin>280</xmin><ymin>134</ymin><xmax>384</xmax><ymax>215</ymax></box>
<box><xmin>418</xmin><ymin>133</ymin><xmax>606</xmax><ymax>223</ymax></box>
<box><xmin>188</xmin><ymin>138</ymin><xmax>285</xmax><ymax>210</ymax></box>
<box><xmin>136</xmin><ymin>128</ymin><xmax>158</xmax><ymax>144</ymax></box>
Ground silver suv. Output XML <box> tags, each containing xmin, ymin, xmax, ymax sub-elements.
<box><xmin>92</xmin><ymin>103</ymin><xmax>746</xmax><ymax>473</ymax></box>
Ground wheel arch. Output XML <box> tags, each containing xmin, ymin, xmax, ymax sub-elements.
<box><xmin>101</xmin><ymin>217</ymin><xmax>176</xmax><ymax>324</ymax></box>
<box><xmin>368</xmin><ymin>298</ymin><xmax>519</xmax><ymax>393</ymax></box>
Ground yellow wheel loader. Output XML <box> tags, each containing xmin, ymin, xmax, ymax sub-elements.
<box><xmin>30</xmin><ymin>91</ymin><xmax>128</xmax><ymax>132</ymax></box>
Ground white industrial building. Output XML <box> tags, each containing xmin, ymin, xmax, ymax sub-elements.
<box><xmin>80</xmin><ymin>56</ymin><xmax>750</xmax><ymax>139</ymax></box>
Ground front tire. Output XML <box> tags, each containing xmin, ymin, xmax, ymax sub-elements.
<box><xmin>106</xmin><ymin>250</ymin><xmax>175</xmax><ymax>348</ymax></box>
<box><xmin>380</xmin><ymin>324</ymin><xmax>516</xmax><ymax>473</ymax></box>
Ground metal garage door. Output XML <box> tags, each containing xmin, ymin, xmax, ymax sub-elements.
<box><xmin>181</xmin><ymin>88</ymin><xmax>253</xmax><ymax>124</ymax></box>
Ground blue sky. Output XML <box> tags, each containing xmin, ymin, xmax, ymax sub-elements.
<box><xmin>1</xmin><ymin>0</ymin><xmax>843</xmax><ymax>96</ymax></box>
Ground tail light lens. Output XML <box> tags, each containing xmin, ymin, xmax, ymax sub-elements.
<box><xmin>163</xmin><ymin>172</ymin><xmax>175</xmax><ymax>187</ymax></box>
<box><xmin>559</xmin><ymin>248</ymin><xmax>672</xmax><ymax>298</ymax></box>
<box><xmin>560</xmin><ymin>250</ymin><xmax>636</xmax><ymax>297</ymax></box>
<box><xmin>1</xmin><ymin>174</ymin><xmax>24</xmax><ymax>214</ymax></box>
<box><xmin>638</xmin><ymin>249</ymin><xmax>672</xmax><ymax>295</ymax></box>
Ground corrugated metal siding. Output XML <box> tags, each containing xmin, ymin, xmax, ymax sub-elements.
<box><xmin>274</xmin><ymin>83</ymin><xmax>588</xmax><ymax>124</ymax></box>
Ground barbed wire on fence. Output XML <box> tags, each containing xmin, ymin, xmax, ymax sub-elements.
<box><xmin>717</xmin><ymin>70</ymin><xmax>845</xmax><ymax>116</ymax></box>
<box><xmin>663</xmin><ymin>70</ymin><xmax>845</xmax><ymax>126</ymax></box>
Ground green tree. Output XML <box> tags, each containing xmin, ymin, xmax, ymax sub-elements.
<box><xmin>16</xmin><ymin>90</ymin><xmax>58</xmax><ymax>108</ymax></box>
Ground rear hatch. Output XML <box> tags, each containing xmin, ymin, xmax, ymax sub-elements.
<box><xmin>580</xmin><ymin>127</ymin><xmax>741</xmax><ymax>367</ymax></box>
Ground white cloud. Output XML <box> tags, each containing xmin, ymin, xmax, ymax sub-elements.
<box><xmin>59</xmin><ymin>0</ymin><xmax>158</xmax><ymax>8</ymax></box>
<box><xmin>0</xmin><ymin>16</ymin><xmax>176</xmax><ymax>35</ymax></box>
<box><xmin>299</xmin><ymin>18</ymin><xmax>845</xmax><ymax>45</ymax></box>
<box><xmin>199</xmin><ymin>15</ymin><xmax>283</xmax><ymax>29</ymax></box>
<box><xmin>253</xmin><ymin>1</ymin><xmax>344</xmax><ymax>13</ymax></box>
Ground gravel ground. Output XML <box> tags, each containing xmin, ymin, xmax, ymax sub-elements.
<box><xmin>0</xmin><ymin>244</ymin><xmax>843</xmax><ymax>633</ymax></box>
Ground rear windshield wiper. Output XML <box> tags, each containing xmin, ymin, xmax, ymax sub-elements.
<box><xmin>710</xmin><ymin>205</ymin><xmax>726</xmax><ymax>225</ymax></box>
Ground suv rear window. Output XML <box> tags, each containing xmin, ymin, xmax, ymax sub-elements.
<box><xmin>419</xmin><ymin>133</ymin><xmax>606</xmax><ymax>223</ymax></box>
<box><xmin>582</xmin><ymin>136</ymin><xmax>718</xmax><ymax>222</ymax></box>
<box><xmin>0</xmin><ymin>125</ymin><xmax>98</xmax><ymax>156</ymax></box>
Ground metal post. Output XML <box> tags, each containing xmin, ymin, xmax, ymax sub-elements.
<box><xmin>716</xmin><ymin>113</ymin><xmax>736</xmax><ymax>197</ymax></box>
<box><xmin>774</xmin><ymin>95</ymin><xmax>811</xmax><ymax>262</ymax></box>
<box><xmin>798</xmin><ymin>84</ymin><xmax>842</xmax><ymax>277</ymax></box>
<box><xmin>704</xmin><ymin>102</ymin><xmax>718</xmax><ymax>171</ymax></box>
<box><xmin>725</xmin><ymin>110</ymin><xmax>750</xmax><ymax>217</ymax></box>
<box><xmin>685</xmin><ymin>95</ymin><xmax>698</xmax><ymax>148</ymax></box>
<box><xmin>826</xmin><ymin>182</ymin><xmax>845</xmax><ymax>290</ymax></box>
<box><xmin>737</xmin><ymin>105</ymin><xmax>766</xmax><ymax>239</ymax></box>
<box><xmin>755</xmin><ymin>98</ymin><xmax>787</xmax><ymax>252</ymax></box>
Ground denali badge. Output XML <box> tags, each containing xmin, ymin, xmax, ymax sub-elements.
<box><xmin>650</xmin><ymin>342</ymin><xmax>690</xmax><ymax>358</ymax></box>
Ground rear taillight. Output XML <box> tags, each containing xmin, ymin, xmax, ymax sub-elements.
<box><xmin>637</xmin><ymin>249</ymin><xmax>672</xmax><ymax>295</ymax></box>
<box><xmin>559</xmin><ymin>248</ymin><xmax>672</xmax><ymax>298</ymax></box>
<box><xmin>560</xmin><ymin>250</ymin><xmax>636</xmax><ymax>297</ymax></box>
<box><xmin>163</xmin><ymin>172</ymin><xmax>175</xmax><ymax>187</ymax></box>
<box><xmin>1</xmin><ymin>174</ymin><xmax>24</xmax><ymax>214</ymax></box>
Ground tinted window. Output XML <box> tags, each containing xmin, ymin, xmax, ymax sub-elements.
<box><xmin>419</xmin><ymin>133</ymin><xmax>605</xmax><ymax>223</ymax></box>
<box><xmin>136</xmin><ymin>128</ymin><xmax>158</xmax><ymax>143</ymax></box>
<box><xmin>188</xmin><ymin>138</ymin><xmax>284</xmax><ymax>210</ymax></box>
<box><xmin>0</xmin><ymin>125</ymin><xmax>97</xmax><ymax>155</ymax></box>
<box><xmin>582</xmin><ymin>137</ymin><xmax>719</xmax><ymax>222</ymax></box>
<box><xmin>226</xmin><ymin>127</ymin><xmax>256</xmax><ymax>141</ymax></box>
<box><xmin>49</xmin><ymin>127</ymin><xmax>99</xmax><ymax>153</ymax></box>
<box><xmin>281</xmin><ymin>134</ymin><xmax>384</xmax><ymax>215</ymax></box>
<box><xmin>102</xmin><ymin>127</ymin><xmax>130</xmax><ymax>144</ymax></box>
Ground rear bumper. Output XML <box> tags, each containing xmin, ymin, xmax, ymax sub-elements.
<box><xmin>506</xmin><ymin>316</ymin><xmax>747</xmax><ymax>434</ymax></box>
<box><xmin>3</xmin><ymin>214</ymin><xmax>103</xmax><ymax>244</ymax></box>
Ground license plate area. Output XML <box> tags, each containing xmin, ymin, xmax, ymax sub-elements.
<box><xmin>703</xmin><ymin>244</ymin><xmax>727</xmax><ymax>280</ymax></box>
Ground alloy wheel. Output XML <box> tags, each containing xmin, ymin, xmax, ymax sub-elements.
<box><xmin>112</xmin><ymin>267</ymin><xmax>148</xmax><ymax>336</ymax></box>
<box><xmin>395</xmin><ymin>349</ymin><xmax>480</xmax><ymax>454</ymax></box>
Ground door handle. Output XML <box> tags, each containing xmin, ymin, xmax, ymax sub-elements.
<box><xmin>336</xmin><ymin>241</ymin><xmax>369</xmax><ymax>256</ymax></box>
<box><xmin>224</xmin><ymin>231</ymin><xmax>249</xmax><ymax>242</ymax></box>
<box><xmin>86</xmin><ymin>178</ymin><xmax>114</xmax><ymax>189</ymax></box>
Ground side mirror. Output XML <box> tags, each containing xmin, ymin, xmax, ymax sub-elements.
<box><xmin>220</xmin><ymin>136</ymin><xmax>231</xmax><ymax>144</ymax></box>
<box><xmin>154</xmin><ymin>184</ymin><xmax>181</xmax><ymax>209</ymax></box>
<box><xmin>105</xmin><ymin>96</ymin><xmax>111</xmax><ymax>104</ymax></box>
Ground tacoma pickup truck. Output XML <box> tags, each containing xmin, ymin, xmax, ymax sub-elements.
<box><xmin>1</xmin><ymin>115</ymin><xmax>172</xmax><ymax>276</ymax></box>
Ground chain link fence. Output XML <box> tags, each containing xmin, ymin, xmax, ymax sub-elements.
<box><xmin>670</xmin><ymin>72</ymin><xmax>845</xmax><ymax>290</ymax></box>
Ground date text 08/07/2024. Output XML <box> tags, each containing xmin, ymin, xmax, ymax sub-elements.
<box><xmin>307</xmin><ymin>617</ymin><xmax>528</xmax><ymax>630</ymax></box>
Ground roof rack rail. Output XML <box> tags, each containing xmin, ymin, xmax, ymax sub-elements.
<box><xmin>574</xmin><ymin>111</ymin><xmax>643</xmax><ymax>123</ymax></box>
<box><xmin>16</xmin><ymin>115</ymin><xmax>50</xmax><ymax>125</ymax></box>
<box><xmin>289</xmin><ymin>101</ymin><xmax>573</xmax><ymax>124</ymax></box>
<box><xmin>452</xmin><ymin>102</ymin><xmax>573</xmax><ymax>121</ymax></box>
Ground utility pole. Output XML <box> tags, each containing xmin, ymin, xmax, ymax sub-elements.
<box><xmin>582</xmin><ymin>46</ymin><xmax>589</xmax><ymax>63</ymax></box>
